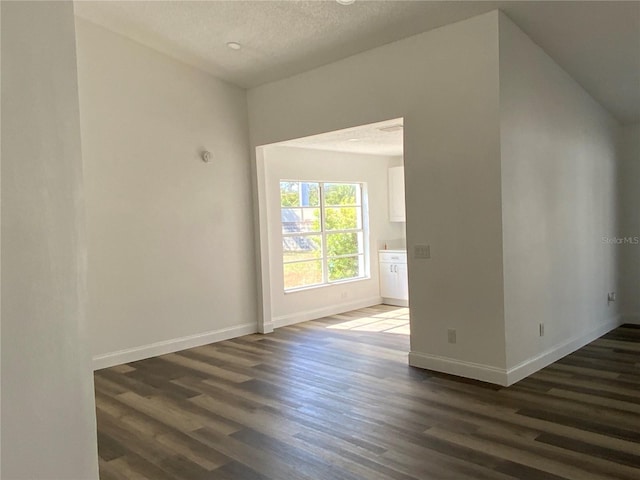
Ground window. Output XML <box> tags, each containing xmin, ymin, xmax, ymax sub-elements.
<box><xmin>280</xmin><ymin>181</ymin><xmax>367</xmax><ymax>291</ymax></box>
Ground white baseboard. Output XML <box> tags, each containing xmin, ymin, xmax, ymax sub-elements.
<box><xmin>92</xmin><ymin>322</ymin><xmax>258</xmax><ymax>371</ymax></box>
<box><xmin>505</xmin><ymin>315</ymin><xmax>622</xmax><ymax>385</ymax></box>
<box><xmin>408</xmin><ymin>351</ymin><xmax>509</xmax><ymax>386</ymax></box>
<box><xmin>273</xmin><ymin>296</ymin><xmax>383</xmax><ymax>329</ymax></box>
<box><xmin>622</xmin><ymin>313</ymin><xmax>640</xmax><ymax>325</ymax></box>
<box><xmin>259</xmin><ymin>321</ymin><xmax>275</xmax><ymax>334</ymax></box>
<box><xmin>409</xmin><ymin>315</ymin><xmax>623</xmax><ymax>387</ymax></box>
<box><xmin>381</xmin><ymin>298</ymin><xmax>409</xmax><ymax>307</ymax></box>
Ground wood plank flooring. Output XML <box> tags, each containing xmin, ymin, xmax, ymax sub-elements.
<box><xmin>94</xmin><ymin>306</ymin><xmax>640</xmax><ymax>480</ymax></box>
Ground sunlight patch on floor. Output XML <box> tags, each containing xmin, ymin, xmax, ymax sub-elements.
<box><xmin>327</xmin><ymin>307</ymin><xmax>410</xmax><ymax>335</ymax></box>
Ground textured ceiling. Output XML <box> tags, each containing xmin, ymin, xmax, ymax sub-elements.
<box><xmin>277</xmin><ymin>118</ymin><xmax>404</xmax><ymax>156</ymax></box>
<box><xmin>74</xmin><ymin>0</ymin><xmax>640</xmax><ymax>124</ymax></box>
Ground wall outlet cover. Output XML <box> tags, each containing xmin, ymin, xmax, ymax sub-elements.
<box><xmin>447</xmin><ymin>328</ymin><xmax>456</xmax><ymax>344</ymax></box>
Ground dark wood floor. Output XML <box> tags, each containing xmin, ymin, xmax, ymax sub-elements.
<box><xmin>94</xmin><ymin>306</ymin><xmax>640</xmax><ymax>480</ymax></box>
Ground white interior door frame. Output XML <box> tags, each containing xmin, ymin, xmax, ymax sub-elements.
<box><xmin>254</xmin><ymin>145</ymin><xmax>274</xmax><ymax>333</ymax></box>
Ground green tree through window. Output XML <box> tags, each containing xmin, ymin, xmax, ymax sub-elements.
<box><xmin>280</xmin><ymin>181</ymin><xmax>366</xmax><ymax>290</ymax></box>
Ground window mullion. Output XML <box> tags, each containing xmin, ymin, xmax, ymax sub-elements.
<box><xmin>325</xmin><ymin>228</ymin><xmax>363</xmax><ymax>234</ymax></box>
<box><xmin>320</xmin><ymin>183</ymin><xmax>328</xmax><ymax>284</ymax></box>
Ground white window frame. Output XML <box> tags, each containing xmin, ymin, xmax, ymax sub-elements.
<box><xmin>280</xmin><ymin>180</ymin><xmax>369</xmax><ymax>292</ymax></box>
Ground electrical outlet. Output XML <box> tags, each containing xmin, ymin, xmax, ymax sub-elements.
<box><xmin>608</xmin><ymin>292</ymin><xmax>616</xmax><ymax>303</ymax></box>
<box><xmin>539</xmin><ymin>323</ymin><xmax>545</xmax><ymax>337</ymax></box>
<box><xmin>414</xmin><ymin>244</ymin><xmax>430</xmax><ymax>259</ymax></box>
<box><xmin>447</xmin><ymin>328</ymin><xmax>456</xmax><ymax>344</ymax></box>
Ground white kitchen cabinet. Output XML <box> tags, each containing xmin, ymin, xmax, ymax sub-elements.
<box><xmin>388</xmin><ymin>166</ymin><xmax>406</xmax><ymax>222</ymax></box>
<box><xmin>379</xmin><ymin>250</ymin><xmax>408</xmax><ymax>306</ymax></box>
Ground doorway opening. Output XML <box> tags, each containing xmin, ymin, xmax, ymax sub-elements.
<box><xmin>255</xmin><ymin>118</ymin><xmax>407</xmax><ymax>334</ymax></box>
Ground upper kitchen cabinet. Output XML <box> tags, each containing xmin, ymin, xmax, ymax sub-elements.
<box><xmin>388</xmin><ymin>166</ymin><xmax>406</xmax><ymax>222</ymax></box>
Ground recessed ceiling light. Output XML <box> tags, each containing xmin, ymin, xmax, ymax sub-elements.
<box><xmin>226</xmin><ymin>42</ymin><xmax>242</xmax><ymax>50</ymax></box>
<box><xmin>336</xmin><ymin>0</ymin><xmax>356</xmax><ymax>5</ymax></box>
<box><xmin>347</xmin><ymin>138</ymin><xmax>360</xmax><ymax>142</ymax></box>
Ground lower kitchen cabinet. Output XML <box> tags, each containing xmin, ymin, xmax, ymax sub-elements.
<box><xmin>379</xmin><ymin>250</ymin><xmax>408</xmax><ymax>307</ymax></box>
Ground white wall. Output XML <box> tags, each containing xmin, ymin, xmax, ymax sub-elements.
<box><xmin>262</xmin><ymin>146</ymin><xmax>405</xmax><ymax>327</ymax></box>
<box><xmin>1</xmin><ymin>2</ymin><xmax>3</xmax><ymax>471</ymax></box>
<box><xmin>618</xmin><ymin>123</ymin><xmax>640</xmax><ymax>324</ymax></box>
<box><xmin>249</xmin><ymin>12</ymin><xmax>507</xmax><ymax>382</ymax></box>
<box><xmin>498</xmin><ymin>13</ymin><xmax>620</xmax><ymax>380</ymax></box>
<box><xmin>75</xmin><ymin>19</ymin><xmax>257</xmax><ymax>368</ymax></box>
<box><xmin>1</xmin><ymin>2</ymin><xmax>99</xmax><ymax>478</ymax></box>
